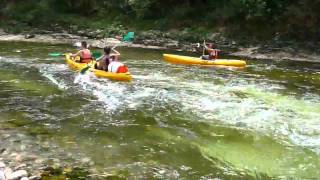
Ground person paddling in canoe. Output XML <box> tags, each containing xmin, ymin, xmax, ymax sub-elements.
<box><xmin>71</xmin><ymin>41</ymin><xmax>92</xmax><ymax>63</ymax></box>
<box><xmin>201</xmin><ymin>42</ymin><xmax>221</xmax><ymax>60</ymax></box>
<box><xmin>95</xmin><ymin>46</ymin><xmax>128</xmax><ymax>73</ymax></box>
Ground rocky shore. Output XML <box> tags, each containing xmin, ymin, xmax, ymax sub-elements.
<box><xmin>0</xmin><ymin>127</ymin><xmax>127</xmax><ymax>179</ymax></box>
<box><xmin>0</xmin><ymin>162</ymin><xmax>34</xmax><ymax>180</ymax></box>
<box><xmin>1</xmin><ymin>28</ymin><xmax>319</xmax><ymax>63</ymax></box>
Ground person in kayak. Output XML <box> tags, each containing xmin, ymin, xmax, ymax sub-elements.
<box><xmin>95</xmin><ymin>46</ymin><xmax>128</xmax><ymax>73</ymax></box>
<box><xmin>71</xmin><ymin>41</ymin><xmax>92</xmax><ymax>63</ymax></box>
<box><xmin>95</xmin><ymin>47</ymin><xmax>112</xmax><ymax>71</ymax></box>
<box><xmin>201</xmin><ymin>43</ymin><xmax>220</xmax><ymax>60</ymax></box>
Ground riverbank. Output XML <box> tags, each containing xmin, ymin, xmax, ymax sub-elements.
<box><xmin>0</xmin><ymin>161</ymin><xmax>37</xmax><ymax>180</ymax></box>
<box><xmin>1</xmin><ymin>28</ymin><xmax>320</xmax><ymax>63</ymax></box>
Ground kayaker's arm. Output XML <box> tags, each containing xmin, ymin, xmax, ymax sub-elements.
<box><xmin>203</xmin><ymin>43</ymin><xmax>208</xmax><ymax>49</ymax></box>
<box><xmin>110</xmin><ymin>49</ymin><xmax>120</xmax><ymax>61</ymax></box>
<box><xmin>204</xmin><ymin>44</ymin><xmax>215</xmax><ymax>51</ymax></box>
<box><xmin>204</xmin><ymin>45</ymin><xmax>213</xmax><ymax>53</ymax></box>
<box><xmin>111</xmin><ymin>49</ymin><xmax>120</xmax><ymax>56</ymax></box>
<box><xmin>203</xmin><ymin>43</ymin><xmax>221</xmax><ymax>52</ymax></box>
<box><xmin>71</xmin><ymin>50</ymin><xmax>82</xmax><ymax>57</ymax></box>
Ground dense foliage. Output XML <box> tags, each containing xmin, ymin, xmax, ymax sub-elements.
<box><xmin>1</xmin><ymin>0</ymin><xmax>320</xmax><ymax>41</ymax></box>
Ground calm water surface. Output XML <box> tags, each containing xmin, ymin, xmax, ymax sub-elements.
<box><xmin>0</xmin><ymin>41</ymin><xmax>320</xmax><ymax>179</ymax></box>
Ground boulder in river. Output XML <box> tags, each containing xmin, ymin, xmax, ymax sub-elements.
<box><xmin>24</xmin><ymin>34</ymin><xmax>35</xmax><ymax>39</ymax></box>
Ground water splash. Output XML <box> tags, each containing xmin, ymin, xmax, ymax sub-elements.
<box><xmin>67</xmin><ymin>62</ymin><xmax>320</xmax><ymax>156</ymax></box>
<box><xmin>39</xmin><ymin>64</ymin><xmax>69</xmax><ymax>90</ymax></box>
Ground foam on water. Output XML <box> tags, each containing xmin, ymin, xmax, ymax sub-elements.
<box><xmin>39</xmin><ymin>64</ymin><xmax>69</xmax><ymax>89</ymax></box>
<box><xmin>73</xmin><ymin>72</ymin><xmax>129</xmax><ymax>111</ymax></box>
<box><xmin>0</xmin><ymin>56</ymin><xmax>24</xmax><ymax>64</ymax></box>
<box><xmin>43</xmin><ymin>68</ymin><xmax>320</xmax><ymax>162</ymax></box>
<box><xmin>73</xmin><ymin>74</ymin><xmax>161</xmax><ymax>112</ymax></box>
<box><xmin>63</xmin><ymin>62</ymin><xmax>320</xmax><ymax>155</ymax></box>
<box><xmin>181</xmin><ymin>80</ymin><xmax>320</xmax><ymax>151</ymax></box>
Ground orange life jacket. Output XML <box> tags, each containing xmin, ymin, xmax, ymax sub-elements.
<box><xmin>117</xmin><ymin>65</ymin><xmax>128</xmax><ymax>73</ymax></box>
<box><xmin>108</xmin><ymin>61</ymin><xmax>128</xmax><ymax>73</ymax></box>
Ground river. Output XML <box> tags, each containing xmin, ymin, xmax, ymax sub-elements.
<box><xmin>0</xmin><ymin>41</ymin><xmax>320</xmax><ymax>179</ymax></box>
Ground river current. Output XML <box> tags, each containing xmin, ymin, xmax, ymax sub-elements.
<box><xmin>0</xmin><ymin>42</ymin><xmax>320</xmax><ymax>178</ymax></box>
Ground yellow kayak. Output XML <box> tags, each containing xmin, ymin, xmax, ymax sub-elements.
<box><xmin>65</xmin><ymin>54</ymin><xmax>132</xmax><ymax>82</ymax></box>
<box><xmin>163</xmin><ymin>54</ymin><xmax>246</xmax><ymax>67</ymax></box>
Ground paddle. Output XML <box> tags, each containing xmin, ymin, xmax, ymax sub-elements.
<box><xmin>92</xmin><ymin>52</ymin><xmax>102</xmax><ymax>59</ymax></box>
<box><xmin>49</xmin><ymin>52</ymin><xmax>101</xmax><ymax>58</ymax></box>
<box><xmin>49</xmin><ymin>32</ymin><xmax>134</xmax><ymax>58</ymax></box>
<box><xmin>123</xmin><ymin>32</ymin><xmax>134</xmax><ymax>42</ymax></box>
<box><xmin>48</xmin><ymin>52</ymin><xmax>65</xmax><ymax>57</ymax></box>
<box><xmin>79</xmin><ymin>32</ymin><xmax>135</xmax><ymax>75</ymax></box>
<box><xmin>202</xmin><ymin>40</ymin><xmax>206</xmax><ymax>57</ymax></box>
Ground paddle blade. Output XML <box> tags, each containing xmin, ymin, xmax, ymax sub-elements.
<box><xmin>92</xmin><ymin>52</ymin><xmax>102</xmax><ymax>59</ymax></box>
<box><xmin>48</xmin><ymin>53</ymin><xmax>64</xmax><ymax>57</ymax></box>
<box><xmin>123</xmin><ymin>32</ymin><xmax>134</xmax><ymax>42</ymax></box>
<box><xmin>80</xmin><ymin>65</ymin><xmax>91</xmax><ymax>74</ymax></box>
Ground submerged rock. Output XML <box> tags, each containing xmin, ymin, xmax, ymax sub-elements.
<box><xmin>235</xmin><ymin>122</ymin><xmax>247</xmax><ymax>127</ymax></box>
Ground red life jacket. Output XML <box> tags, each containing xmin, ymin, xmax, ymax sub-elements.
<box><xmin>80</xmin><ymin>49</ymin><xmax>92</xmax><ymax>63</ymax></box>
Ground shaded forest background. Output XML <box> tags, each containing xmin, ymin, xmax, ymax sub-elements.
<box><xmin>0</xmin><ymin>0</ymin><xmax>320</xmax><ymax>43</ymax></box>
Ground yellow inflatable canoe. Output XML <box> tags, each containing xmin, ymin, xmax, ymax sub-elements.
<box><xmin>65</xmin><ymin>54</ymin><xmax>132</xmax><ymax>82</ymax></box>
<box><xmin>163</xmin><ymin>54</ymin><xmax>246</xmax><ymax>67</ymax></box>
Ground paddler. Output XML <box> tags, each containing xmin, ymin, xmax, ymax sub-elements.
<box><xmin>95</xmin><ymin>46</ymin><xmax>128</xmax><ymax>73</ymax></box>
<box><xmin>71</xmin><ymin>41</ymin><xmax>92</xmax><ymax>63</ymax></box>
<box><xmin>201</xmin><ymin>42</ymin><xmax>220</xmax><ymax>60</ymax></box>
